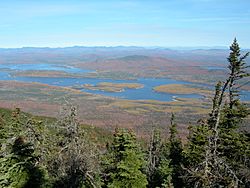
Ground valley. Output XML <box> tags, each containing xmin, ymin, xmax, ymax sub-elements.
<box><xmin>0</xmin><ymin>47</ymin><xmax>249</xmax><ymax>137</ymax></box>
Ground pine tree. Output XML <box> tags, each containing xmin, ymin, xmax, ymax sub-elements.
<box><xmin>104</xmin><ymin>128</ymin><xmax>147</xmax><ymax>188</ymax></box>
<box><xmin>169</xmin><ymin>114</ymin><xmax>183</xmax><ymax>187</ymax></box>
<box><xmin>184</xmin><ymin>38</ymin><xmax>250</xmax><ymax>187</ymax></box>
<box><xmin>219</xmin><ymin>38</ymin><xmax>250</xmax><ymax>186</ymax></box>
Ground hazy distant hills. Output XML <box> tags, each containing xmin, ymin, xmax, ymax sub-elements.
<box><xmin>0</xmin><ymin>46</ymin><xmax>248</xmax><ymax>66</ymax></box>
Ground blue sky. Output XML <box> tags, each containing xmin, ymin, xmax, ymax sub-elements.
<box><xmin>0</xmin><ymin>0</ymin><xmax>250</xmax><ymax>48</ymax></box>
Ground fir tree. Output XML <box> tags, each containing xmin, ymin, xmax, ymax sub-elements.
<box><xmin>0</xmin><ymin>109</ymin><xmax>49</xmax><ymax>188</ymax></box>
<box><xmin>169</xmin><ymin>114</ymin><xmax>183</xmax><ymax>188</ymax></box>
<box><xmin>184</xmin><ymin>38</ymin><xmax>250</xmax><ymax>187</ymax></box>
<box><xmin>104</xmin><ymin>128</ymin><xmax>147</xmax><ymax>188</ymax></box>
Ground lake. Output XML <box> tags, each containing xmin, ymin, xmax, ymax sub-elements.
<box><xmin>0</xmin><ymin>63</ymin><xmax>249</xmax><ymax>101</ymax></box>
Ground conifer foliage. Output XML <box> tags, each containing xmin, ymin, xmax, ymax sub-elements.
<box><xmin>168</xmin><ymin>114</ymin><xmax>183</xmax><ymax>187</ymax></box>
<box><xmin>103</xmin><ymin>128</ymin><xmax>147</xmax><ymax>188</ymax></box>
<box><xmin>184</xmin><ymin>38</ymin><xmax>250</xmax><ymax>187</ymax></box>
<box><xmin>0</xmin><ymin>108</ymin><xmax>48</xmax><ymax>188</ymax></box>
<box><xmin>146</xmin><ymin>128</ymin><xmax>173</xmax><ymax>188</ymax></box>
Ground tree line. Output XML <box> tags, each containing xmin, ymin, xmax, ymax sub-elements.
<box><xmin>0</xmin><ymin>39</ymin><xmax>249</xmax><ymax>187</ymax></box>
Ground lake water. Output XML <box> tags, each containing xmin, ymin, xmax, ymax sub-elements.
<box><xmin>0</xmin><ymin>63</ymin><xmax>249</xmax><ymax>101</ymax></box>
<box><xmin>0</xmin><ymin>63</ymin><xmax>85</xmax><ymax>73</ymax></box>
<box><xmin>201</xmin><ymin>66</ymin><xmax>227</xmax><ymax>71</ymax></box>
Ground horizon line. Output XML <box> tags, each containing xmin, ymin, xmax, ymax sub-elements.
<box><xmin>0</xmin><ymin>45</ymin><xmax>242</xmax><ymax>50</ymax></box>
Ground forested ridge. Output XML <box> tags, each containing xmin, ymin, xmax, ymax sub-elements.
<box><xmin>0</xmin><ymin>39</ymin><xmax>249</xmax><ymax>188</ymax></box>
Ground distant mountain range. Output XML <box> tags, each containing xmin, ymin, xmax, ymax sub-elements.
<box><xmin>0</xmin><ymin>46</ymin><xmax>248</xmax><ymax>66</ymax></box>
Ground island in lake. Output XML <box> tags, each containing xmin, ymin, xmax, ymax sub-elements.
<box><xmin>73</xmin><ymin>82</ymin><xmax>144</xmax><ymax>92</ymax></box>
<box><xmin>154</xmin><ymin>84</ymin><xmax>212</xmax><ymax>96</ymax></box>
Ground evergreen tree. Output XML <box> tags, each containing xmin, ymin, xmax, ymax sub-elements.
<box><xmin>104</xmin><ymin>128</ymin><xmax>147</xmax><ymax>188</ymax></box>
<box><xmin>184</xmin><ymin>38</ymin><xmax>250</xmax><ymax>187</ymax></box>
<box><xmin>219</xmin><ymin>38</ymin><xmax>250</xmax><ymax>186</ymax></box>
<box><xmin>0</xmin><ymin>109</ymin><xmax>49</xmax><ymax>188</ymax></box>
<box><xmin>156</xmin><ymin>147</ymin><xmax>173</xmax><ymax>188</ymax></box>
<box><xmin>146</xmin><ymin>129</ymin><xmax>172</xmax><ymax>188</ymax></box>
<box><xmin>168</xmin><ymin>114</ymin><xmax>183</xmax><ymax>188</ymax></box>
